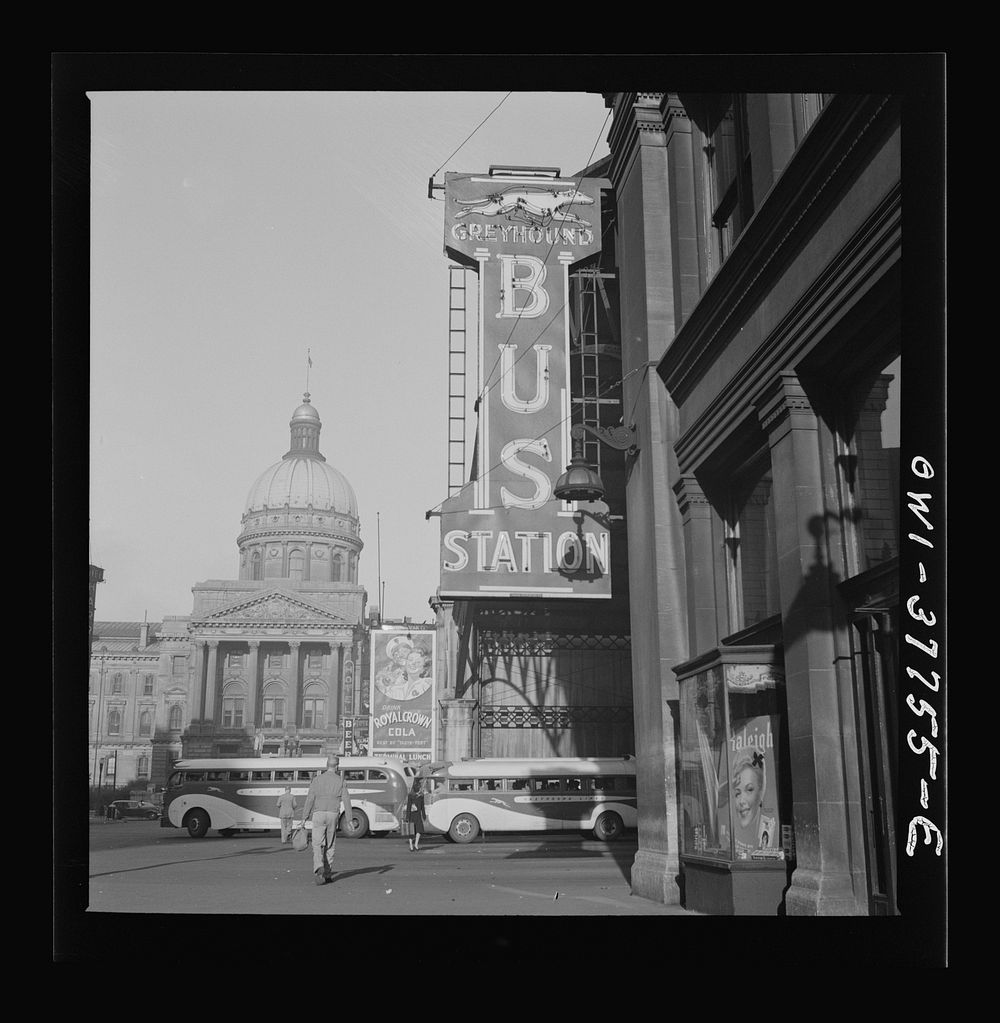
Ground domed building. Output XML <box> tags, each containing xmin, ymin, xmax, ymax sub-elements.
<box><xmin>180</xmin><ymin>392</ymin><xmax>368</xmax><ymax>760</ymax></box>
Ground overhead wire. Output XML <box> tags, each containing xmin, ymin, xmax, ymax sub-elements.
<box><xmin>474</xmin><ymin>106</ymin><xmax>614</xmax><ymax>408</ymax></box>
<box><xmin>430</xmin><ymin>92</ymin><xmax>513</xmax><ymax>182</ymax></box>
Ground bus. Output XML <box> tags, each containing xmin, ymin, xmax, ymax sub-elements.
<box><xmin>421</xmin><ymin>757</ymin><xmax>637</xmax><ymax>843</ymax></box>
<box><xmin>162</xmin><ymin>756</ymin><xmax>411</xmax><ymax>839</ymax></box>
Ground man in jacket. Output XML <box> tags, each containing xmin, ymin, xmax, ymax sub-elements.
<box><xmin>276</xmin><ymin>786</ymin><xmax>298</xmax><ymax>844</ymax></box>
<box><xmin>301</xmin><ymin>754</ymin><xmax>353</xmax><ymax>885</ymax></box>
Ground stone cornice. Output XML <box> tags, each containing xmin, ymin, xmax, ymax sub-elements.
<box><xmin>189</xmin><ymin>588</ymin><xmax>356</xmax><ymax>634</ymax></box>
<box><xmin>659</xmin><ymin>94</ymin><xmax>898</xmax><ymax>407</ymax></box>
<box><xmin>238</xmin><ymin>527</ymin><xmax>364</xmax><ymax>550</ymax></box>
<box><xmin>755</xmin><ymin>371</ymin><xmax>816</xmax><ymax>435</ymax></box>
<box><xmin>672</xmin><ymin>472</ymin><xmax>710</xmax><ymax>517</ymax></box>
<box><xmin>606</xmin><ymin>92</ymin><xmax>669</xmax><ymax>191</ymax></box>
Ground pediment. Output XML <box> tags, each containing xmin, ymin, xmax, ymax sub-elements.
<box><xmin>194</xmin><ymin>589</ymin><xmax>353</xmax><ymax>630</ymax></box>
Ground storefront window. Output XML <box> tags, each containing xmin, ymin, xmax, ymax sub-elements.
<box><xmin>679</xmin><ymin>654</ymin><xmax>790</xmax><ymax>863</ymax></box>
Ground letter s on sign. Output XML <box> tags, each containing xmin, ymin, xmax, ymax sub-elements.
<box><xmin>443</xmin><ymin>531</ymin><xmax>470</xmax><ymax>572</ymax></box>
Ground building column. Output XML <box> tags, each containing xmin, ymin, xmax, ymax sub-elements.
<box><xmin>246</xmin><ymin>640</ymin><xmax>261</xmax><ymax>727</ymax></box>
<box><xmin>204</xmin><ymin>640</ymin><xmax>220</xmax><ymax>724</ymax></box>
<box><xmin>331</xmin><ymin>643</ymin><xmax>344</xmax><ymax>727</ymax></box>
<box><xmin>189</xmin><ymin>641</ymin><xmax>205</xmax><ymax>720</ymax></box>
<box><xmin>440</xmin><ymin>699</ymin><xmax>478</xmax><ymax>763</ymax></box>
<box><xmin>674</xmin><ymin>473</ymin><xmax>721</xmax><ymax>654</ymax></box>
<box><xmin>607</xmin><ymin>92</ymin><xmax>690</xmax><ymax>905</ymax></box>
<box><xmin>287</xmin><ymin>640</ymin><xmax>301</xmax><ymax>729</ymax></box>
<box><xmin>756</xmin><ymin>370</ymin><xmax>861</xmax><ymax>915</ymax></box>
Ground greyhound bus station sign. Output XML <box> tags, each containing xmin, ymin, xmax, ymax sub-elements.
<box><xmin>439</xmin><ymin>169</ymin><xmax>611</xmax><ymax>599</ymax></box>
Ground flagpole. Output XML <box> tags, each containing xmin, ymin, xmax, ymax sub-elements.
<box><xmin>306</xmin><ymin>348</ymin><xmax>311</xmax><ymax>392</ymax></box>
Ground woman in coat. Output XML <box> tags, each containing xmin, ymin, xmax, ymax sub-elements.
<box><xmin>406</xmin><ymin>778</ymin><xmax>427</xmax><ymax>852</ymax></box>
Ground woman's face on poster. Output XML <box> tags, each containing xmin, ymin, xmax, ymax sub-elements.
<box><xmin>733</xmin><ymin>767</ymin><xmax>762</xmax><ymax>824</ymax></box>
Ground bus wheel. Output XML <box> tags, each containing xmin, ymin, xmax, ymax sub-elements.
<box><xmin>185</xmin><ymin>809</ymin><xmax>210</xmax><ymax>839</ymax></box>
<box><xmin>449</xmin><ymin>813</ymin><xmax>480</xmax><ymax>844</ymax></box>
<box><xmin>344</xmin><ymin>810</ymin><xmax>369</xmax><ymax>839</ymax></box>
<box><xmin>593</xmin><ymin>811</ymin><xmax>624</xmax><ymax>842</ymax></box>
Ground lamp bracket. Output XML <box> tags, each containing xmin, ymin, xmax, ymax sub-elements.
<box><xmin>570</xmin><ymin>422</ymin><xmax>638</xmax><ymax>454</ymax></box>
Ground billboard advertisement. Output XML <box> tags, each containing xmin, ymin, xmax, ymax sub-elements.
<box><xmin>439</xmin><ymin>170</ymin><xmax>612</xmax><ymax>599</ymax></box>
<box><xmin>368</xmin><ymin>628</ymin><xmax>436</xmax><ymax>761</ymax></box>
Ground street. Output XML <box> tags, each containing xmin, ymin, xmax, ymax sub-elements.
<box><xmin>87</xmin><ymin>819</ymin><xmax>697</xmax><ymax>917</ymax></box>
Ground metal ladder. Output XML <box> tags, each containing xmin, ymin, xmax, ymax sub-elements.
<box><xmin>447</xmin><ymin>266</ymin><xmax>470</xmax><ymax>496</ymax></box>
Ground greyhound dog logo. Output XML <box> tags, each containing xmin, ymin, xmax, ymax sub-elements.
<box><xmin>454</xmin><ymin>185</ymin><xmax>595</xmax><ymax>228</ymax></box>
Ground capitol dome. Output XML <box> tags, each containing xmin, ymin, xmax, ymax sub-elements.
<box><xmin>245</xmin><ymin>456</ymin><xmax>358</xmax><ymax>518</ymax></box>
<box><xmin>236</xmin><ymin>393</ymin><xmax>363</xmax><ymax>584</ymax></box>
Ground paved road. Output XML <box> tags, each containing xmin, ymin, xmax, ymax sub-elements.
<box><xmin>88</xmin><ymin>819</ymin><xmax>697</xmax><ymax>916</ymax></box>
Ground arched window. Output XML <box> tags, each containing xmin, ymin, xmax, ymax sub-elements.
<box><xmin>169</xmin><ymin>704</ymin><xmax>183</xmax><ymax>731</ymax></box>
<box><xmin>139</xmin><ymin>710</ymin><xmax>152</xmax><ymax>737</ymax></box>
<box><xmin>137</xmin><ymin>755</ymin><xmax>149</xmax><ymax>778</ymax></box>
<box><xmin>222</xmin><ymin>682</ymin><xmax>246</xmax><ymax>728</ymax></box>
<box><xmin>289</xmin><ymin>548</ymin><xmax>305</xmax><ymax>581</ymax></box>
<box><xmin>332</xmin><ymin>553</ymin><xmax>343</xmax><ymax>582</ymax></box>
<box><xmin>112</xmin><ymin>673</ymin><xmax>123</xmax><ymax>694</ymax></box>
<box><xmin>107</xmin><ymin>708</ymin><xmax>121</xmax><ymax>735</ymax></box>
<box><xmin>251</xmin><ymin>550</ymin><xmax>262</xmax><ymax>581</ymax></box>
<box><xmin>302</xmin><ymin>683</ymin><xmax>327</xmax><ymax>730</ymax></box>
<box><xmin>262</xmin><ymin>682</ymin><xmax>285</xmax><ymax>729</ymax></box>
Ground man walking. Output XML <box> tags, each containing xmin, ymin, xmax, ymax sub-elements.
<box><xmin>301</xmin><ymin>754</ymin><xmax>353</xmax><ymax>886</ymax></box>
<box><xmin>276</xmin><ymin>786</ymin><xmax>297</xmax><ymax>845</ymax></box>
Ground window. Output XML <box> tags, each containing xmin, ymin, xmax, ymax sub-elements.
<box><xmin>168</xmin><ymin>704</ymin><xmax>183</xmax><ymax>730</ymax></box>
<box><xmin>206</xmin><ymin>770</ymin><xmax>228</xmax><ymax>781</ymax></box>
<box><xmin>172</xmin><ymin>655</ymin><xmax>187</xmax><ymax>675</ymax></box>
<box><xmin>228</xmin><ymin>652</ymin><xmax>244</xmax><ymax>669</ymax></box>
<box><xmin>839</xmin><ymin>354</ymin><xmax>901</xmax><ymax>575</ymax></box>
<box><xmin>296</xmin><ymin>769</ymin><xmax>318</xmax><ymax>782</ymax></box>
<box><xmin>483</xmin><ymin>778</ymin><xmax>506</xmax><ymax>791</ymax></box>
<box><xmin>511</xmin><ymin>778</ymin><xmax>531</xmax><ymax>791</ymax></box>
<box><xmin>262</xmin><ymin>743</ymin><xmax>280</xmax><ymax>755</ymax></box>
<box><xmin>300</xmin><ymin>745</ymin><xmax>322</xmax><ymax>757</ymax></box>
<box><xmin>107</xmin><ymin>708</ymin><xmax>121</xmax><ymax>735</ymax></box>
<box><xmin>184</xmin><ymin>771</ymin><xmax>205</xmax><ymax>782</ymax></box>
<box><xmin>302</xmin><ymin>684</ymin><xmax>326</xmax><ymax>730</ymax></box>
<box><xmin>791</xmin><ymin>93</ymin><xmax>831</xmax><ymax>143</ymax></box>
<box><xmin>251</xmin><ymin>551</ymin><xmax>262</xmax><ymax>580</ymax></box>
<box><xmin>332</xmin><ymin>553</ymin><xmax>343</xmax><ymax>582</ymax></box>
<box><xmin>251</xmin><ymin>770</ymin><xmax>273</xmax><ymax>781</ymax></box>
<box><xmin>538</xmin><ymin>778</ymin><xmax>561</xmax><ymax>792</ymax></box>
<box><xmin>222</xmin><ymin>683</ymin><xmax>246</xmax><ymax>728</ymax></box>
<box><xmin>112</xmin><ymin>672</ymin><xmax>123</xmax><ymax>694</ymax></box>
<box><xmin>307</xmin><ymin>650</ymin><xmax>324</xmax><ymax>670</ymax></box>
<box><xmin>368</xmin><ymin>769</ymin><xmax>389</xmax><ymax>781</ymax></box>
<box><xmin>268</xmin><ymin>651</ymin><xmax>284</xmax><ymax>669</ymax></box>
<box><xmin>703</xmin><ymin>94</ymin><xmax>754</xmax><ymax>268</ymax></box>
<box><xmin>139</xmin><ymin>710</ymin><xmax>152</xmax><ymax>737</ymax></box>
<box><xmin>274</xmin><ymin>770</ymin><xmax>294</xmax><ymax>781</ymax></box>
<box><xmin>343</xmin><ymin>769</ymin><xmax>366</xmax><ymax>782</ymax></box>
<box><xmin>229</xmin><ymin>770</ymin><xmax>249</xmax><ymax>781</ymax></box>
<box><xmin>143</xmin><ymin>674</ymin><xmax>154</xmax><ymax>695</ymax></box>
<box><xmin>289</xmin><ymin>548</ymin><xmax>305</xmax><ymax>582</ymax></box>
<box><xmin>262</xmin><ymin>683</ymin><xmax>285</xmax><ymax>729</ymax></box>
<box><xmin>725</xmin><ymin>455</ymin><xmax>780</xmax><ymax>632</ymax></box>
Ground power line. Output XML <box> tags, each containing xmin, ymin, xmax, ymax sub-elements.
<box><xmin>430</xmin><ymin>92</ymin><xmax>513</xmax><ymax>179</ymax></box>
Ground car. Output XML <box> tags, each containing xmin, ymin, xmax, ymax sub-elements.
<box><xmin>110</xmin><ymin>799</ymin><xmax>161</xmax><ymax>821</ymax></box>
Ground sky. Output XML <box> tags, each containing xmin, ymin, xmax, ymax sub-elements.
<box><xmin>88</xmin><ymin>90</ymin><xmax>612</xmax><ymax>625</ymax></box>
